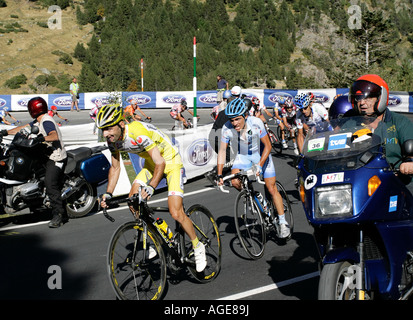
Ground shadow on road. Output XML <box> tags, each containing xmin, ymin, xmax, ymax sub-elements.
<box><xmin>0</xmin><ymin>231</ymin><xmax>91</xmax><ymax>299</ymax></box>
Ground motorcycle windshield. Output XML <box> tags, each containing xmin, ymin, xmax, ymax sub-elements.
<box><xmin>302</xmin><ymin>116</ymin><xmax>384</xmax><ymax>172</ymax></box>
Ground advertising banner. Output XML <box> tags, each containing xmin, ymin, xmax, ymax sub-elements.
<box><xmin>83</xmin><ymin>92</ymin><xmax>122</xmax><ymax>110</ymax></box>
<box><xmin>156</xmin><ymin>91</ymin><xmax>194</xmax><ymax>109</ymax></box>
<box><xmin>11</xmin><ymin>94</ymin><xmax>48</xmax><ymax>112</ymax></box>
<box><xmin>122</xmin><ymin>91</ymin><xmax>157</xmax><ymax>109</ymax></box>
<box><xmin>264</xmin><ymin>89</ymin><xmax>297</xmax><ymax>109</ymax></box>
<box><xmin>2</xmin><ymin>89</ymin><xmax>413</xmax><ymax>113</ymax></box>
<box><xmin>48</xmin><ymin>93</ymin><xmax>84</xmax><ymax>110</ymax></box>
<box><xmin>0</xmin><ymin>95</ymin><xmax>12</xmax><ymax>111</ymax></box>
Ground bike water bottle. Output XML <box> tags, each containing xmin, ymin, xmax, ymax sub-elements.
<box><xmin>256</xmin><ymin>192</ymin><xmax>269</xmax><ymax>214</ymax></box>
<box><xmin>156</xmin><ymin>218</ymin><xmax>173</xmax><ymax>239</ymax></box>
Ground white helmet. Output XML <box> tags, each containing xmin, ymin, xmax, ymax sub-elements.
<box><xmin>230</xmin><ymin>86</ymin><xmax>242</xmax><ymax>96</ymax></box>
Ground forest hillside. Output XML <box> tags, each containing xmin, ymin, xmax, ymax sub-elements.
<box><xmin>1</xmin><ymin>0</ymin><xmax>413</xmax><ymax>94</ymax></box>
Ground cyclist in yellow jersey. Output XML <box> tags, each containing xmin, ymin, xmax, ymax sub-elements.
<box><xmin>97</xmin><ymin>104</ymin><xmax>206</xmax><ymax>272</ymax></box>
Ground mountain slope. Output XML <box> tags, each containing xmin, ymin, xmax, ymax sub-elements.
<box><xmin>0</xmin><ymin>0</ymin><xmax>93</xmax><ymax>94</ymax></box>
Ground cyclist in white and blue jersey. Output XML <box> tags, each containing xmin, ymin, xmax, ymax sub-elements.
<box><xmin>216</xmin><ymin>98</ymin><xmax>290</xmax><ymax>238</ymax></box>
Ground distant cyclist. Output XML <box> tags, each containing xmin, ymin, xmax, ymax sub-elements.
<box><xmin>90</xmin><ymin>102</ymin><xmax>102</xmax><ymax>134</ymax></box>
<box><xmin>280</xmin><ymin>98</ymin><xmax>299</xmax><ymax>154</ymax></box>
<box><xmin>169</xmin><ymin>99</ymin><xmax>198</xmax><ymax>129</ymax></box>
<box><xmin>124</xmin><ymin>99</ymin><xmax>152</xmax><ymax>123</ymax></box>
<box><xmin>0</xmin><ymin>107</ymin><xmax>19</xmax><ymax>125</ymax></box>
<box><xmin>216</xmin><ymin>98</ymin><xmax>291</xmax><ymax>238</ymax></box>
<box><xmin>97</xmin><ymin>104</ymin><xmax>207</xmax><ymax>272</ymax></box>
<box><xmin>248</xmin><ymin>97</ymin><xmax>273</xmax><ymax>125</ymax></box>
<box><xmin>48</xmin><ymin>105</ymin><xmax>68</xmax><ymax>125</ymax></box>
<box><xmin>295</xmin><ymin>92</ymin><xmax>331</xmax><ymax>154</ymax></box>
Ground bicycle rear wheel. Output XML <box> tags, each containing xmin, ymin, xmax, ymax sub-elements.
<box><xmin>270</xmin><ymin>181</ymin><xmax>294</xmax><ymax>239</ymax></box>
<box><xmin>182</xmin><ymin>204</ymin><xmax>222</xmax><ymax>283</ymax></box>
<box><xmin>234</xmin><ymin>190</ymin><xmax>266</xmax><ymax>259</ymax></box>
<box><xmin>107</xmin><ymin>221</ymin><xmax>167</xmax><ymax>300</ymax></box>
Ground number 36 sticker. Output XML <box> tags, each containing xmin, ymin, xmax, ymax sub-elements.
<box><xmin>307</xmin><ymin>137</ymin><xmax>325</xmax><ymax>152</ymax></box>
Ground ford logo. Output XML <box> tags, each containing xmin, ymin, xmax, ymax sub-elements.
<box><xmin>268</xmin><ymin>92</ymin><xmax>294</xmax><ymax>103</ymax></box>
<box><xmin>53</xmin><ymin>96</ymin><xmax>72</xmax><ymax>107</ymax></box>
<box><xmin>91</xmin><ymin>95</ymin><xmax>112</xmax><ymax>106</ymax></box>
<box><xmin>127</xmin><ymin>94</ymin><xmax>151</xmax><ymax>105</ymax></box>
<box><xmin>0</xmin><ymin>99</ymin><xmax>6</xmax><ymax>108</ymax></box>
<box><xmin>163</xmin><ymin>95</ymin><xmax>186</xmax><ymax>104</ymax></box>
<box><xmin>312</xmin><ymin>92</ymin><xmax>330</xmax><ymax>104</ymax></box>
<box><xmin>199</xmin><ymin>93</ymin><xmax>217</xmax><ymax>104</ymax></box>
<box><xmin>187</xmin><ymin>139</ymin><xmax>213</xmax><ymax>166</ymax></box>
<box><xmin>242</xmin><ymin>92</ymin><xmax>258</xmax><ymax>101</ymax></box>
<box><xmin>388</xmin><ymin>95</ymin><xmax>402</xmax><ymax>106</ymax></box>
<box><xmin>17</xmin><ymin>97</ymin><xmax>31</xmax><ymax>107</ymax></box>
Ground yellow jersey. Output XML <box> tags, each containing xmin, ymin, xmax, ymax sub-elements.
<box><xmin>108</xmin><ymin>121</ymin><xmax>181</xmax><ymax>166</ymax></box>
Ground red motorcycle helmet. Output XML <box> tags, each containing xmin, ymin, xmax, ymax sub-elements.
<box><xmin>28</xmin><ymin>96</ymin><xmax>48</xmax><ymax>118</ymax></box>
<box><xmin>349</xmin><ymin>74</ymin><xmax>389</xmax><ymax>115</ymax></box>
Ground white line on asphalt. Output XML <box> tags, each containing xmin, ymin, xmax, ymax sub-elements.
<box><xmin>216</xmin><ymin>271</ymin><xmax>320</xmax><ymax>300</ymax></box>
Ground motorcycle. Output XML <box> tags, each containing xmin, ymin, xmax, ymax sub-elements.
<box><xmin>0</xmin><ymin>125</ymin><xmax>110</xmax><ymax>223</ymax></box>
<box><xmin>297</xmin><ymin>116</ymin><xmax>413</xmax><ymax>300</ymax></box>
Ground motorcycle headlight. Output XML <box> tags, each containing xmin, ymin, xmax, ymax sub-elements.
<box><xmin>315</xmin><ymin>184</ymin><xmax>352</xmax><ymax>218</ymax></box>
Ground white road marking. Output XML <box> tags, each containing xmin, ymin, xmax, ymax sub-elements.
<box><xmin>217</xmin><ymin>271</ymin><xmax>320</xmax><ymax>300</ymax></box>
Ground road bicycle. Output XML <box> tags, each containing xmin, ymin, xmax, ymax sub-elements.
<box><xmin>102</xmin><ymin>192</ymin><xmax>221</xmax><ymax>300</ymax></box>
<box><xmin>273</xmin><ymin>124</ymin><xmax>298</xmax><ymax>154</ymax></box>
<box><xmin>171</xmin><ymin>118</ymin><xmax>193</xmax><ymax>131</ymax></box>
<box><xmin>263</xmin><ymin>118</ymin><xmax>282</xmax><ymax>155</ymax></box>
<box><xmin>218</xmin><ymin>168</ymin><xmax>293</xmax><ymax>260</ymax></box>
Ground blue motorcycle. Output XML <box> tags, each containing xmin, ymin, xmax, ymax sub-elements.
<box><xmin>297</xmin><ymin>116</ymin><xmax>413</xmax><ymax>300</ymax></box>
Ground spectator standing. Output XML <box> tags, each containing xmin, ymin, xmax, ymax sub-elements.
<box><xmin>70</xmin><ymin>78</ymin><xmax>80</xmax><ymax>112</ymax></box>
<box><xmin>216</xmin><ymin>75</ymin><xmax>229</xmax><ymax>103</ymax></box>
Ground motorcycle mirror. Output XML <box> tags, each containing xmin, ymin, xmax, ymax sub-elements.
<box><xmin>402</xmin><ymin>140</ymin><xmax>413</xmax><ymax>157</ymax></box>
<box><xmin>31</xmin><ymin>126</ymin><xmax>39</xmax><ymax>135</ymax></box>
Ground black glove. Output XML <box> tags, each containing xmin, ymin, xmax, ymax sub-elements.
<box><xmin>33</xmin><ymin>134</ymin><xmax>45</xmax><ymax>144</ymax></box>
<box><xmin>0</xmin><ymin>129</ymin><xmax>8</xmax><ymax>136</ymax></box>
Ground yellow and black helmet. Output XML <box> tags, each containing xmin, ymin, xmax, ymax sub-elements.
<box><xmin>96</xmin><ymin>104</ymin><xmax>123</xmax><ymax>129</ymax></box>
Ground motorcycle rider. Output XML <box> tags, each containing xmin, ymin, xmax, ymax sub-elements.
<box><xmin>345</xmin><ymin>74</ymin><xmax>413</xmax><ymax>192</ymax></box>
<box><xmin>3</xmin><ymin>97</ymin><xmax>68</xmax><ymax>228</ymax></box>
<box><xmin>97</xmin><ymin>104</ymin><xmax>207</xmax><ymax>272</ymax></box>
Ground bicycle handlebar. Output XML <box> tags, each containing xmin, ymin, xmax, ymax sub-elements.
<box><xmin>217</xmin><ymin>168</ymin><xmax>265</xmax><ymax>193</ymax></box>
<box><xmin>101</xmin><ymin>194</ymin><xmax>141</xmax><ymax>222</ymax></box>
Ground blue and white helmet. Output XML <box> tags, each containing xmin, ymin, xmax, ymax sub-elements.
<box><xmin>294</xmin><ymin>92</ymin><xmax>312</xmax><ymax>109</ymax></box>
<box><xmin>225</xmin><ymin>98</ymin><xmax>247</xmax><ymax>118</ymax></box>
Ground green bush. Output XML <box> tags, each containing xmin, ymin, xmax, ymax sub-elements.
<box><xmin>59</xmin><ymin>53</ymin><xmax>73</xmax><ymax>65</ymax></box>
<box><xmin>4</xmin><ymin>74</ymin><xmax>27</xmax><ymax>89</ymax></box>
<box><xmin>35</xmin><ymin>74</ymin><xmax>59</xmax><ymax>87</ymax></box>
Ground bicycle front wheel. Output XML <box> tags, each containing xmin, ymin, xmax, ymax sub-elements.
<box><xmin>182</xmin><ymin>204</ymin><xmax>222</xmax><ymax>283</ymax></box>
<box><xmin>234</xmin><ymin>190</ymin><xmax>266</xmax><ymax>259</ymax></box>
<box><xmin>107</xmin><ymin>221</ymin><xmax>167</xmax><ymax>300</ymax></box>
